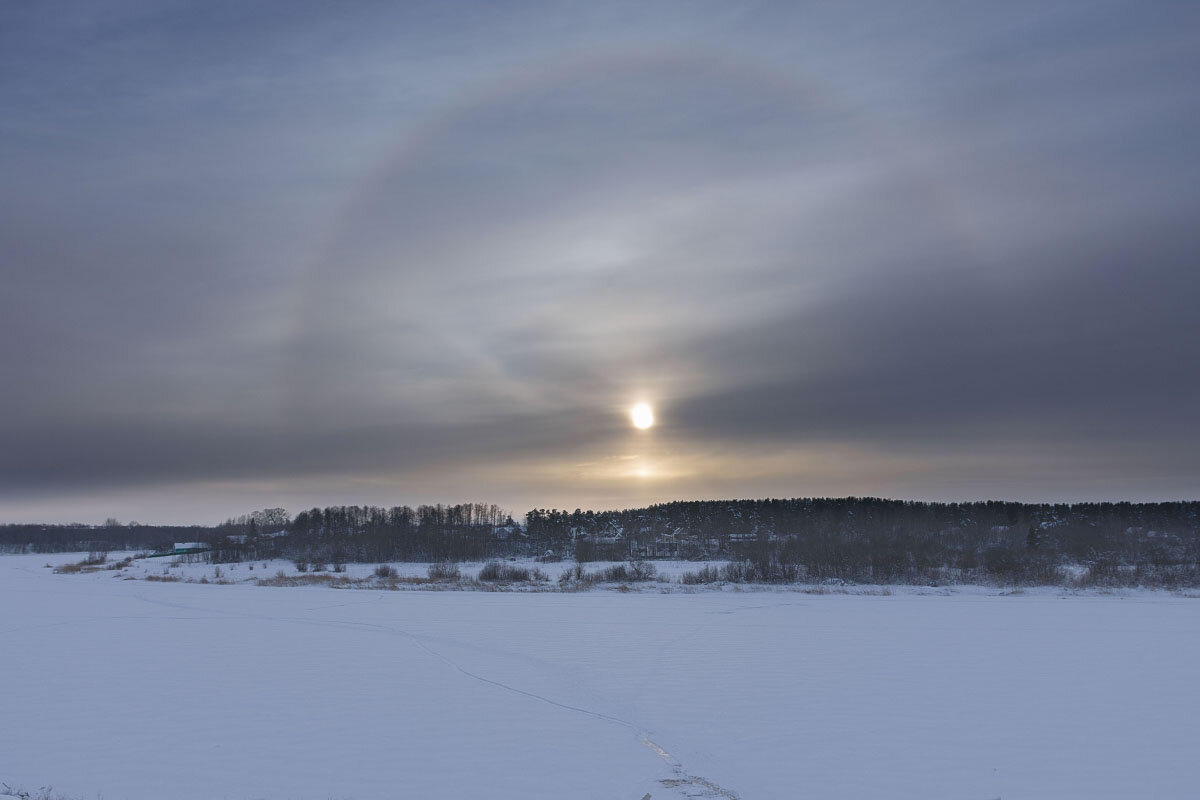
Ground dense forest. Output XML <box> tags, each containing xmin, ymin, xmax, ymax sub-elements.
<box><xmin>528</xmin><ymin>498</ymin><xmax>1200</xmax><ymax>585</ymax></box>
<box><xmin>4</xmin><ymin>498</ymin><xmax>1198</xmax><ymax>586</ymax></box>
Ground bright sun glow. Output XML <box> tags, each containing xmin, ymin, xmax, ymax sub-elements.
<box><xmin>631</xmin><ymin>402</ymin><xmax>654</xmax><ymax>430</ymax></box>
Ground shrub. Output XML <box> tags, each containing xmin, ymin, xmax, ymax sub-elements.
<box><xmin>56</xmin><ymin>552</ymin><xmax>109</xmax><ymax>573</ymax></box>
<box><xmin>505</xmin><ymin>566</ymin><xmax>547</xmax><ymax>582</ymax></box>
<box><xmin>478</xmin><ymin>561</ymin><xmax>547</xmax><ymax>583</ymax></box>
<box><xmin>721</xmin><ymin>561</ymin><xmax>752</xmax><ymax>582</ymax></box>
<box><xmin>374</xmin><ymin>564</ymin><xmax>398</xmax><ymax>579</ymax></box>
<box><xmin>480</xmin><ymin>561</ymin><xmax>523</xmax><ymax>581</ymax></box>
<box><xmin>427</xmin><ymin>561</ymin><xmax>461</xmax><ymax>581</ymax></box>
<box><xmin>681</xmin><ymin>565</ymin><xmax>722</xmax><ymax>584</ymax></box>
<box><xmin>679</xmin><ymin>561</ymin><xmax>801</xmax><ymax>584</ymax></box>
<box><xmin>294</xmin><ymin>559</ymin><xmax>308</xmax><ymax>572</ymax></box>
<box><xmin>628</xmin><ymin>560</ymin><xmax>658</xmax><ymax>581</ymax></box>
<box><xmin>594</xmin><ymin>561</ymin><xmax>658</xmax><ymax>583</ymax></box>
<box><xmin>719</xmin><ymin>559</ymin><xmax>801</xmax><ymax>583</ymax></box>
<box><xmin>557</xmin><ymin>563</ymin><xmax>599</xmax><ymax>589</ymax></box>
<box><xmin>54</xmin><ymin>554</ymin><xmax>114</xmax><ymax>574</ymax></box>
<box><xmin>600</xmin><ymin>564</ymin><xmax>629</xmax><ymax>582</ymax></box>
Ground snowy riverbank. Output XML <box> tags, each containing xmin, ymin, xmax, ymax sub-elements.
<box><xmin>3</xmin><ymin>552</ymin><xmax>1198</xmax><ymax>799</ymax></box>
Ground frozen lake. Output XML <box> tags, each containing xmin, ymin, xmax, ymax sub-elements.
<box><xmin>3</xmin><ymin>553</ymin><xmax>1198</xmax><ymax>799</ymax></box>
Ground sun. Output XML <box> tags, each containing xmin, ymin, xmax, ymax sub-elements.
<box><xmin>631</xmin><ymin>402</ymin><xmax>654</xmax><ymax>430</ymax></box>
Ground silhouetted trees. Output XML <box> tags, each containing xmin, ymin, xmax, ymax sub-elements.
<box><xmin>4</xmin><ymin>498</ymin><xmax>1199</xmax><ymax>586</ymax></box>
<box><xmin>526</xmin><ymin>498</ymin><xmax>1200</xmax><ymax>586</ymax></box>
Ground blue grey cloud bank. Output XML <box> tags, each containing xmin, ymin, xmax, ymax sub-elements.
<box><xmin>2</xmin><ymin>1</ymin><xmax>1198</xmax><ymax>522</ymax></box>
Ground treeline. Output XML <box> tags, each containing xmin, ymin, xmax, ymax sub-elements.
<box><xmin>210</xmin><ymin>503</ymin><xmax>518</xmax><ymax>565</ymax></box>
<box><xmin>528</xmin><ymin>498</ymin><xmax>1200</xmax><ymax>586</ymax></box>
<box><xmin>0</xmin><ymin>523</ymin><xmax>211</xmax><ymax>555</ymax></box>
<box><xmin>5</xmin><ymin>497</ymin><xmax>1200</xmax><ymax>586</ymax></box>
<box><xmin>0</xmin><ymin>503</ymin><xmax>517</xmax><ymax>562</ymax></box>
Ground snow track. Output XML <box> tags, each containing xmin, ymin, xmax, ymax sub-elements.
<box><xmin>404</xmin><ymin>629</ymin><xmax>744</xmax><ymax>799</ymax></box>
<box><xmin>641</xmin><ymin>736</ymin><xmax>741</xmax><ymax>799</ymax></box>
<box><xmin>140</xmin><ymin>582</ymin><xmax>744</xmax><ymax>800</ymax></box>
<box><xmin>135</xmin><ymin>582</ymin><xmax>742</xmax><ymax>798</ymax></box>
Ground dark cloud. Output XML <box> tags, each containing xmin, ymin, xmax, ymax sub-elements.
<box><xmin>2</xmin><ymin>1</ymin><xmax>1198</xmax><ymax>522</ymax></box>
<box><xmin>670</xmin><ymin>219</ymin><xmax>1200</xmax><ymax>445</ymax></box>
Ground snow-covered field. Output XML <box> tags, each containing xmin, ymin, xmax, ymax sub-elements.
<box><xmin>3</xmin><ymin>552</ymin><xmax>1198</xmax><ymax>800</ymax></box>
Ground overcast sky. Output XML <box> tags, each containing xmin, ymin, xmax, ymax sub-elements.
<box><xmin>3</xmin><ymin>1</ymin><xmax>1199</xmax><ymax>524</ymax></box>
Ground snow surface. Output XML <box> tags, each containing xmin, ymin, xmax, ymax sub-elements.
<box><xmin>3</xmin><ymin>552</ymin><xmax>1199</xmax><ymax>799</ymax></box>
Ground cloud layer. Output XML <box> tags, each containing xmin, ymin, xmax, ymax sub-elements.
<box><xmin>3</xmin><ymin>1</ymin><xmax>1199</xmax><ymax>522</ymax></box>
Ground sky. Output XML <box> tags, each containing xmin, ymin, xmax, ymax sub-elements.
<box><xmin>2</xmin><ymin>1</ymin><xmax>1199</xmax><ymax>524</ymax></box>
